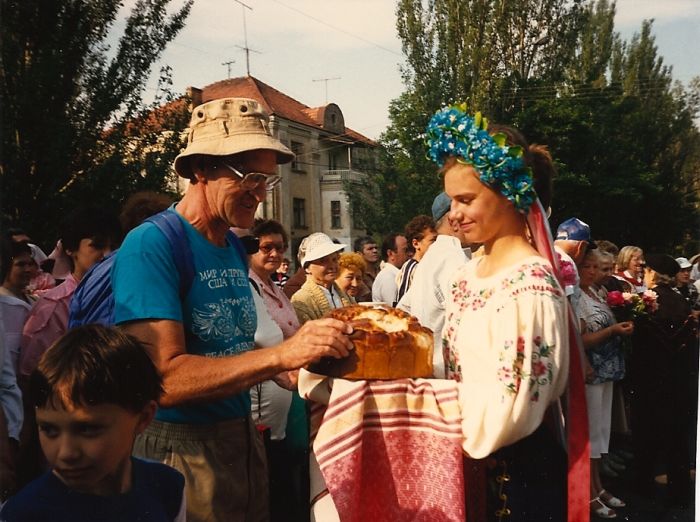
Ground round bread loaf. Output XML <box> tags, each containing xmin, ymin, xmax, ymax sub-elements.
<box><xmin>308</xmin><ymin>304</ymin><xmax>433</xmax><ymax>380</ymax></box>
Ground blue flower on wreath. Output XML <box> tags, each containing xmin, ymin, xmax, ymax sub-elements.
<box><xmin>425</xmin><ymin>103</ymin><xmax>536</xmax><ymax>213</ymax></box>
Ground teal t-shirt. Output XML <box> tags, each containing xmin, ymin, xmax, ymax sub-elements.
<box><xmin>112</xmin><ymin>208</ymin><xmax>256</xmax><ymax>424</ymax></box>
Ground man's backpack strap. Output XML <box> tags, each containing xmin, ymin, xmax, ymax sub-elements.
<box><xmin>225</xmin><ymin>230</ymin><xmax>249</xmax><ymax>270</ymax></box>
<box><xmin>147</xmin><ymin>211</ymin><xmax>249</xmax><ymax>300</ymax></box>
<box><xmin>146</xmin><ymin>211</ymin><xmax>195</xmax><ymax>301</ymax></box>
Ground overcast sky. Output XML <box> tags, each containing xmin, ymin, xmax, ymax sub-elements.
<box><xmin>119</xmin><ymin>0</ymin><xmax>699</xmax><ymax>140</ymax></box>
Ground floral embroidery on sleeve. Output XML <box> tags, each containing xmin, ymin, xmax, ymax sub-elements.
<box><xmin>497</xmin><ymin>335</ymin><xmax>554</xmax><ymax>402</ymax></box>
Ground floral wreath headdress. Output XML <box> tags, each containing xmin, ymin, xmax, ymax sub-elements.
<box><xmin>425</xmin><ymin>103</ymin><xmax>536</xmax><ymax>213</ymax></box>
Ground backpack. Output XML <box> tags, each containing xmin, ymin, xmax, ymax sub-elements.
<box><xmin>68</xmin><ymin>210</ymin><xmax>245</xmax><ymax>328</ymax></box>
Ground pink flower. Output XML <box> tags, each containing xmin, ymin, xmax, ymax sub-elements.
<box><xmin>533</xmin><ymin>361</ymin><xmax>548</xmax><ymax>377</ymax></box>
<box><xmin>606</xmin><ymin>291</ymin><xmax>625</xmax><ymax>307</ymax></box>
<box><xmin>559</xmin><ymin>261</ymin><xmax>577</xmax><ymax>287</ymax></box>
<box><xmin>516</xmin><ymin>336</ymin><xmax>525</xmax><ymax>353</ymax></box>
<box><xmin>642</xmin><ymin>290</ymin><xmax>659</xmax><ymax>313</ymax></box>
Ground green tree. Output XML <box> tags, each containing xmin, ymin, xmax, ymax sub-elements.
<box><xmin>357</xmin><ymin>0</ymin><xmax>698</xmax><ymax>252</ymax></box>
<box><xmin>350</xmin><ymin>0</ymin><xmax>585</xmax><ymax>237</ymax></box>
<box><xmin>514</xmin><ymin>16</ymin><xmax>699</xmax><ymax>252</ymax></box>
<box><xmin>1</xmin><ymin>0</ymin><xmax>192</xmax><ymax>247</ymax></box>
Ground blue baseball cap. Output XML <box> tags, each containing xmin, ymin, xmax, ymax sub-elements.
<box><xmin>555</xmin><ymin>218</ymin><xmax>596</xmax><ymax>247</ymax></box>
<box><xmin>431</xmin><ymin>192</ymin><xmax>451</xmax><ymax>222</ymax></box>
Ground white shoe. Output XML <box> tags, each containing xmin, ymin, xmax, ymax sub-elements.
<box><xmin>599</xmin><ymin>489</ymin><xmax>626</xmax><ymax>508</ymax></box>
<box><xmin>590</xmin><ymin>497</ymin><xmax>617</xmax><ymax>519</ymax></box>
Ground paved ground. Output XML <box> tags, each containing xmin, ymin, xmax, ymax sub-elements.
<box><xmin>593</xmin><ymin>448</ymin><xmax>695</xmax><ymax>521</ymax></box>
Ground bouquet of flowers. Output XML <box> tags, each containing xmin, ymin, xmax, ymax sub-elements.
<box><xmin>606</xmin><ymin>290</ymin><xmax>659</xmax><ymax>322</ymax></box>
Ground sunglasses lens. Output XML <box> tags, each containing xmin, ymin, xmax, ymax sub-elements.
<box><xmin>260</xmin><ymin>243</ymin><xmax>286</xmax><ymax>254</ymax></box>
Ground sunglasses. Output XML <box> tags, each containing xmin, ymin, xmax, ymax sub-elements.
<box><xmin>259</xmin><ymin>242</ymin><xmax>287</xmax><ymax>254</ymax></box>
<box><xmin>221</xmin><ymin>162</ymin><xmax>281</xmax><ymax>191</ymax></box>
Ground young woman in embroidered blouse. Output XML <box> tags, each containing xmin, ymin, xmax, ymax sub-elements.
<box><xmin>578</xmin><ymin>249</ymin><xmax>633</xmax><ymax>518</ymax></box>
<box><xmin>426</xmin><ymin>106</ymin><xmax>569</xmax><ymax>521</ymax></box>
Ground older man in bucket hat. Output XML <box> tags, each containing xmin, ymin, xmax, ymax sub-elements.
<box><xmin>112</xmin><ymin>98</ymin><xmax>353</xmax><ymax>522</ymax></box>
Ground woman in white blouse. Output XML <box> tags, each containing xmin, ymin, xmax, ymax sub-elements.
<box><xmin>578</xmin><ymin>249</ymin><xmax>633</xmax><ymax>518</ymax></box>
<box><xmin>425</xmin><ymin>106</ymin><xmax>569</xmax><ymax>521</ymax></box>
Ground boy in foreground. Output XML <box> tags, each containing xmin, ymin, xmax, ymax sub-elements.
<box><xmin>1</xmin><ymin>325</ymin><xmax>185</xmax><ymax>521</ymax></box>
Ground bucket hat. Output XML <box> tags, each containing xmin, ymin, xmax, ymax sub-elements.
<box><xmin>174</xmin><ymin>98</ymin><xmax>294</xmax><ymax>178</ymax></box>
<box><xmin>300</xmin><ymin>233</ymin><xmax>345</xmax><ymax>267</ymax></box>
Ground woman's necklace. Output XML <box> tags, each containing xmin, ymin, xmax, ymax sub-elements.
<box><xmin>582</xmin><ymin>286</ymin><xmax>601</xmax><ymax>302</ymax></box>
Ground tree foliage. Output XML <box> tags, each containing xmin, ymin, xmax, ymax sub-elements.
<box><xmin>1</xmin><ymin>0</ymin><xmax>192</xmax><ymax>248</ymax></box>
<box><xmin>356</xmin><ymin>0</ymin><xmax>698</xmax><ymax>253</ymax></box>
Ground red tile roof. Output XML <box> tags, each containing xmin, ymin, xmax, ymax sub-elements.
<box><xmin>197</xmin><ymin>76</ymin><xmax>377</xmax><ymax>146</ymax></box>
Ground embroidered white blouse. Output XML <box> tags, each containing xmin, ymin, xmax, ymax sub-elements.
<box><xmin>443</xmin><ymin>256</ymin><xmax>569</xmax><ymax>458</ymax></box>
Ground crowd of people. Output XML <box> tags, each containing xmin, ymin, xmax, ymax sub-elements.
<box><xmin>0</xmin><ymin>96</ymin><xmax>698</xmax><ymax>521</ymax></box>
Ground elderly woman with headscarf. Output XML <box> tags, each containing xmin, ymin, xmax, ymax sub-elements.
<box><xmin>630</xmin><ymin>254</ymin><xmax>698</xmax><ymax>506</ymax></box>
<box><xmin>291</xmin><ymin>233</ymin><xmax>353</xmax><ymax>324</ymax></box>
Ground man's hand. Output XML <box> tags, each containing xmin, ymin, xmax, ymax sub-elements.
<box><xmin>279</xmin><ymin>318</ymin><xmax>354</xmax><ymax>370</ymax></box>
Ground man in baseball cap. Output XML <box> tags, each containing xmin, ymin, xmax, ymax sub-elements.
<box><xmin>397</xmin><ymin>192</ymin><xmax>468</xmax><ymax>377</ymax></box>
<box><xmin>112</xmin><ymin>98</ymin><xmax>353</xmax><ymax>521</ymax></box>
<box><xmin>553</xmin><ymin>217</ymin><xmax>597</xmax><ymax>306</ymax></box>
<box><xmin>555</xmin><ymin>217</ymin><xmax>596</xmax><ymax>265</ymax></box>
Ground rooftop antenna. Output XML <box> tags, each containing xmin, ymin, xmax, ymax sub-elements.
<box><xmin>233</xmin><ymin>0</ymin><xmax>260</xmax><ymax>76</ymax></box>
<box><xmin>221</xmin><ymin>60</ymin><xmax>236</xmax><ymax>79</ymax></box>
<box><xmin>313</xmin><ymin>76</ymin><xmax>341</xmax><ymax>104</ymax></box>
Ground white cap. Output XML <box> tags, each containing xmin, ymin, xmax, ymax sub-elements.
<box><xmin>299</xmin><ymin>233</ymin><xmax>345</xmax><ymax>267</ymax></box>
<box><xmin>675</xmin><ymin>257</ymin><xmax>692</xmax><ymax>269</ymax></box>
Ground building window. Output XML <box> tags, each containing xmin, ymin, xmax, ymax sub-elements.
<box><xmin>331</xmin><ymin>200</ymin><xmax>341</xmax><ymax>229</ymax></box>
<box><xmin>293</xmin><ymin>198</ymin><xmax>306</xmax><ymax>228</ymax></box>
<box><xmin>291</xmin><ymin>141</ymin><xmax>304</xmax><ymax>171</ymax></box>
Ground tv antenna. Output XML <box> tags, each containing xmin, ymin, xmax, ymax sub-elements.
<box><xmin>221</xmin><ymin>60</ymin><xmax>236</xmax><ymax>78</ymax></box>
<box><xmin>313</xmin><ymin>77</ymin><xmax>341</xmax><ymax>104</ymax></box>
<box><xmin>233</xmin><ymin>0</ymin><xmax>261</xmax><ymax>76</ymax></box>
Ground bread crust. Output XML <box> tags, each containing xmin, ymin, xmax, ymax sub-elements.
<box><xmin>308</xmin><ymin>304</ymin><xmax>433</xmax><ymax>379</ymax></box>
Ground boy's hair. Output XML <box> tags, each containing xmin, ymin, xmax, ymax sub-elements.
<box><xmin>30</xmin><ymin>325</ymin><xmax>163</xmax><ymax>413</ymax></box>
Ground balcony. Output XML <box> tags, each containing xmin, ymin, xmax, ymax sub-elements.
<box><xmin>320</xmin><ymin>169</ymin><xmax>366</xmax><ymax>184</ymax></box>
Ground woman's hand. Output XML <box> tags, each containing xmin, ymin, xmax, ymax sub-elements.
<box><xmin>584</xmin><ymin>359</ymin><xmax>596</xmax><ymax>384</ymax></box>
<box><xmin>612</xmin><ymin>321</ymin><xmax>634</xmax><ymax>337</ymax></box>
